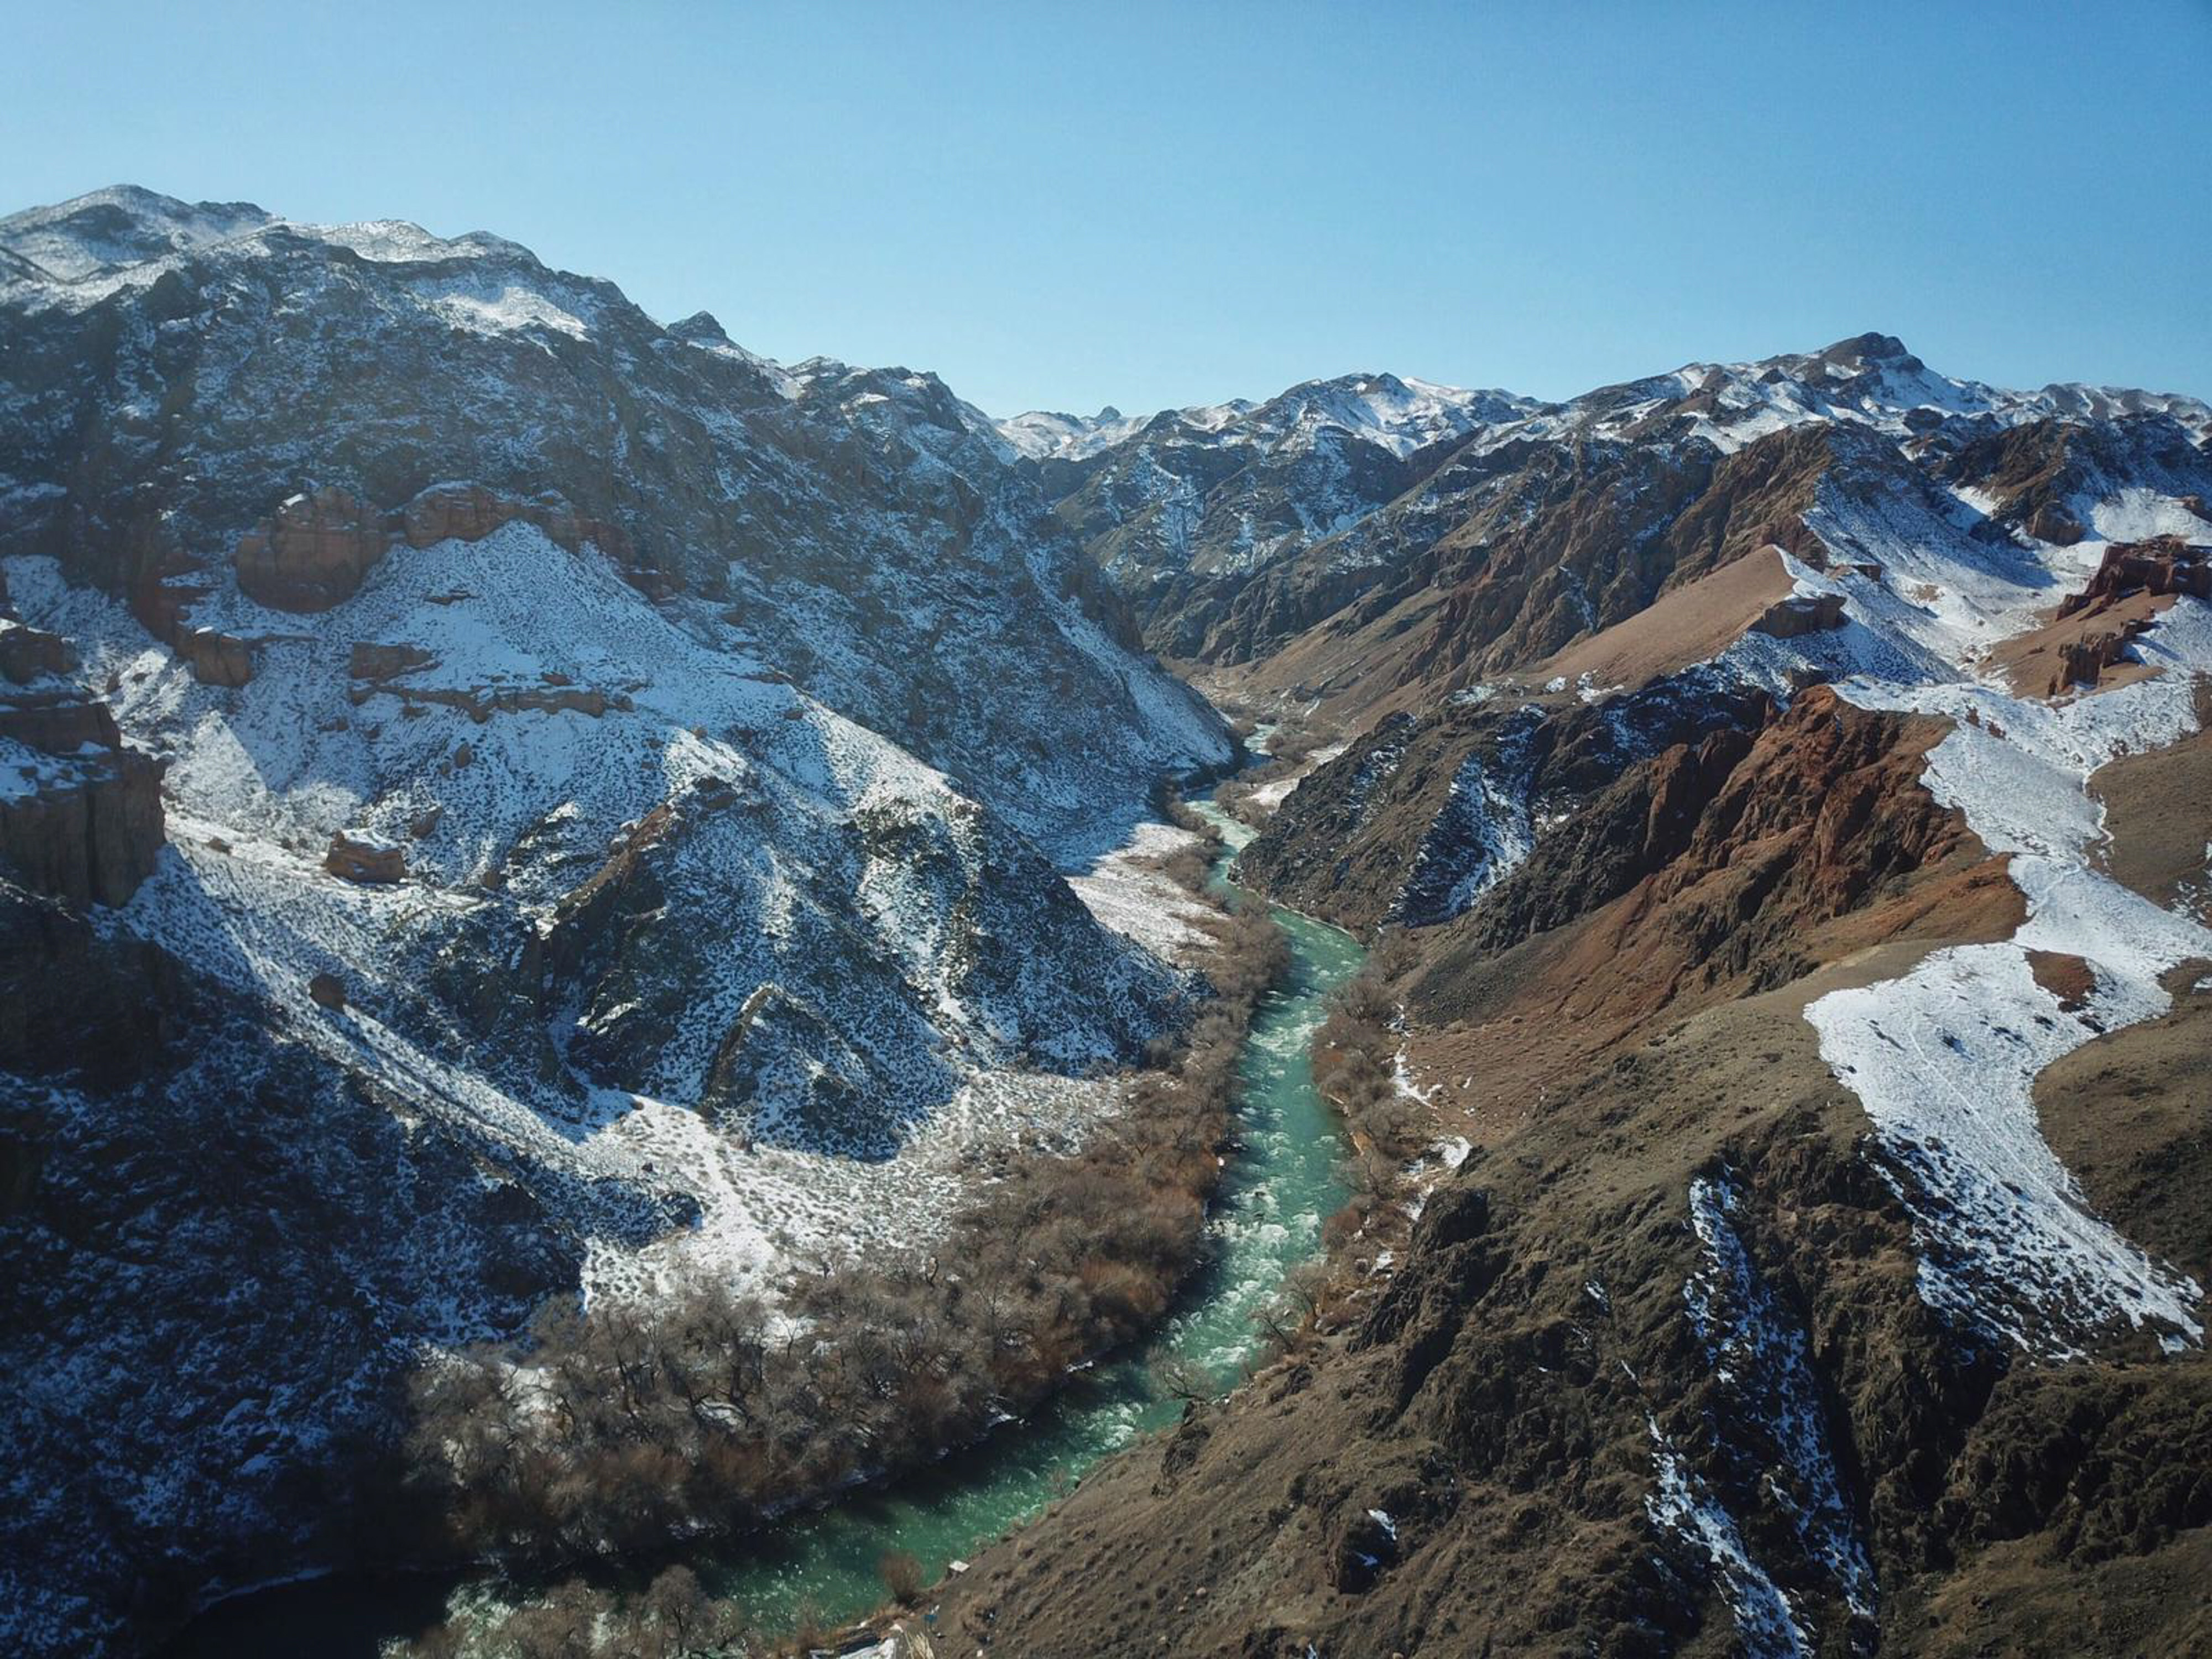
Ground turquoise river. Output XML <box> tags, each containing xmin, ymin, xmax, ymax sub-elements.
<box><xmin>165</xmin><ymin>799</ymin><xmax>1365</xmax><ymax>1653</ymax></box>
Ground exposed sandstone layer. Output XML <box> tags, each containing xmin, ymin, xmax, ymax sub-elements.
<box><xmin>324</xmin><ymin>831</ymin><xmax>405</xmax><ymax>885</ymax></box>
<box><xmin>176</xmin><ymin>627</ymin><xmax>254</xmax><ymax>687</ymax></box>
<box><xmin>1991</xmin><ymin>539</ymin><xmax>2210</xmax><ymax>697</ymax></box>
<box><xmin>233</xmin><ymin>486</ymin><xmax>387</xmax><ymax>612</ymax></box>
<box><xmin>0</xmin><ymin>690</ymin><xmax>165</xmax><ymax>907</ymax></box>
<box><xmin>2055</xmin><ymin>536</ymin><xmax>2212</xmax><ymax>617</ymax></box>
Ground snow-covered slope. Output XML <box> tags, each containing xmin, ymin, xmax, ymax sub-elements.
<box><xmin>0</xmin><ymin>186</ymin><xmax>1231</xmax><ymax>865</ymax></box>
<box><xmin>0</xmin><ymin>186</ymin><xmax>1234</xmax><ymax>1655</ymax></box>
<box><xmin>1041</xmin><ymin>332</ymin><xmax>2211</xmax><ymax>674</ymax></box>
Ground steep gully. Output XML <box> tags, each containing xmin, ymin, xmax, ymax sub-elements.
<box><xmin>162</xmin><ymin>790</ymin><xmax>1366</xmax><ymax>1655</ymax></box>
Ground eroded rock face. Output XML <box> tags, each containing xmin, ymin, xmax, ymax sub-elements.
<box><xmin>0</xmin><ymin>691</ymin><xmax>165</xmax><ymax>907</ymax></box>
<box><xmin>323</xmin><ymin>831</ymin><xmax>404</xmax><ymax>884</ymax></box>
<box><xmin>0</xmin><ymin>752</ymin><xmax>164</xmax><ymax>907</ymax></box>
<box><xmin>1751</xmin><ymin>590</ymin><xmax>1846</xmax><ymax>638</ymax></box>
<box><xmin>399</xmin><ymin>482</ymin><xmax>633</xmax><ymax>567</ymax></box>
<box><xmin>234</xmin><ymin>486</ymin><xmax>386</xmax><ymax>612</ymax></box>
<box><xmin>2056</xmin><ymin>536</ymin><xmax>2212</xmax><ymax>618</ymax></box>
<box><xmin>1458</xmin><ymin>685</ymin><xmax>1966</xmax><ymax>963</ymax></box>
<box><xmin>178</xmin><ymin>626</ymin><xmax>253</xmax><ymax>686</ymax></box>
<box><xmin>1936</xmin><ymin>416</ymin><xmax>2208</xmax><ymax>550</ymax></box>
<box><xmin>0</xmin><ymin>622</ymin><xmax>75</xmax><ymax>684</ymax></box>
<box><xmin>2053</xmin><ymin>623</ymin><xmax>2153</xmax><ymax>695</ymax></box>
<box><xmin>1235</xmin><ymin>671</ymin><xmax>1776</xmax><ymax>933</ymax></box>
<box><xmin>369</xmin><ymin>681</ymin><xmax>620</xmax><ymax>722</ymax></box>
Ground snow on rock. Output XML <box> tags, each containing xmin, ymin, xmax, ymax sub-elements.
<box><xmin>1806</xmin><ymin>595</ymin><xmax>2212</xmax><ymax>1354</ymax></box>
<box><xmin>1684</xmin><ymin>1175</ymin><xmax>1877</xmax><ymax>1625</ymax></box>
<box><xmin>0</xmin><ymin>185</ymin><xmax>1233</xmax><ymax>870</ymax></box>
<box><xmin>1485</xmin><ymin>333</ymin><xmax>2211</xmax><ymax>461</ymax></box>
<box><xmin>1645</xmin><ymin>1414</ymin><xmax>1811</xmax><ymax>1659</ymax></box>
<box><xmin>7</xmin><ymin>524</ymin><xmax>1188</xmax><ymax>1256</ymax></box>
<box><xmin>1392</xmin><ymin>721</ymin><xmax>1536</xmax><ymax>925</ymax></box>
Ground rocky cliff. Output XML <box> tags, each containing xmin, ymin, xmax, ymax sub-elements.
<box><xmin>0</xmin><ymin>186</ymin><xmax>1232</xmax><ymax>1656</ymax></box>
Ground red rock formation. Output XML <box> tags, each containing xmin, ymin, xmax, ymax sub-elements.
<box><xmin>1433</xmin><ymin>686</ymin><xmax>1993</xmax><ymax>1030</ymax></box>
<box><xmin>234</xmin><ymin>486</ymin><xmax>386</xmax><ymax>612</ymax></box>
<box><xmin>2024</xmin><ymin>501</ymin><xmax>2085</xmax><ymax>545</ymax></box>
<box><xmin>2054</xmin><ymin>537</ymin><xmax>2211</xmax><ymax>619</ymax></box>
<box><xmin>0</xmin><ymin>624</ymin><xmax>77</xmax><ymax>685</ymax></box>
<box><xmin>324</xmin><ymin>831</ymin><xmax>405</xmax><ymax>884</ymax></box>
<box><xmin>126</xmin><ymin>559</ymin><xmax>214</xmax><ymax>645</ymax></box>
<box><xmin>0</xmin><ymin>692</ymin><xmax>166</xmax><ymax>907</ymax></box>
<box><xmin>0</xmin><ymin>690</ymin><xmax>123</xmax><ymax>753</ymax></box>
<box><xmin>2051</xmin><ymin>622</ymin><xmax>2152</xmax><ymax>696</ymax></box>
<box><xmin>178</xmin><ymin>628</ymin><xmax>254</xmax><ymax>687</ymax></box>
<box><xmin>399</xmin><ymin>483</ymin><xmax>635</xmax><ymax>566</ymax></box>
<box><xmin>1750</xmin><ymin>591</ymin><xmax>1847</xmax><ymax>638</ymax></box>
<box><xmin>398</xmin><ymin>484</ymin><xmax>521</xmax><ymax>549</ymax></box>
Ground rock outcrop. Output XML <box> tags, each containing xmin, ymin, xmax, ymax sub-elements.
<box><xmin>2053</xmin><ymin>621</ymin><xmax>2154</xmax><ymax>695</ymax></box>
<box><xmin>233</xmin><ymin>486</ymin><xmax>386</xmax><ymax>612</ymax></box>
<box><xmin>399</xmin><ymin>482</ymin><xmax>634</xmax><ymax>567</ymax></box>
<box><xmin>2055</xmin><ymin>536</ymin><xmax>2211</xmax><ymax>618</ymax></box>
<box><xmin>1750</xmin><ymin>589</ymin><xmax>1847</xmax><ymax>637</ymax></box>
<box><xmin>323</xmin><ymin>830</ymin><xmax>405</xmax><ymax>884</ymax></box>
<box><xmin>0</xmin><ymin>622</ymin><xmax>74</xmax><ymax>684</ymax></box>
<box><xmin>177</xmin><ymin>626</ymin><xmax>254</xmax><ymax>686</ymax></box>
<box><xmin>0</xmin><ymin>690</ymin><xmax>165</xmax><ymax>907</ymax></box>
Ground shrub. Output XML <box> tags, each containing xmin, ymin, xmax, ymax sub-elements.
<box><xmin>397</xmin><ymin>878</ymin><xmax>1298</xmax><ymax>1613</ymax></box>
<box><xmin>877</xmin><ymin>1547</ymin><xmax>925</xmax><ymax>1605</ymax></box>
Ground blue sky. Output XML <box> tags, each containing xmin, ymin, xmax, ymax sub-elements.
<box><xmin>8</xmin><ymin>2</ymin><xmax>2209</xmax><ymax>415</ymax></box>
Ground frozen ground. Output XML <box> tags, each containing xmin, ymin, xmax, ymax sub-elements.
<box><xmin>1793</xmin><ymin>485</ymin><xmax>2212</xmax><ymax>1353</ymax></box>
<box><xmin>1067</xmin><ymin>817</ymin><xmax>1219</xmax><ymax>965</ymax></box>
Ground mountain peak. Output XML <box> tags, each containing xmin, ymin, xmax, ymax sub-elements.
<box><xmin>0</xmin><ymin>183</ymin><xmax>273</xmax><ymax>281</ymax></box>
<box><xmin>1818</xmin><ymin>330</ymin><xmax>1914</xmax><ymax>366</ymax></box>
<box><xmin>666</xmin><ymin>309</ymin><xmax>732</xmax><ymax>345</ymax></box>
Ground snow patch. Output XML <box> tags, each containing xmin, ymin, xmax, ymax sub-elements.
<box><xmin>1807</xmin><ymin>598</ymin><xmax>2212</xmax><ymax>1353</ymax></box>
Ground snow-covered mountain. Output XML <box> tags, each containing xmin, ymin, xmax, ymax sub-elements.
<box><xmin>0</xmin><ymin>186</ymin><xmax>1232</xmax><ymax>1653</ymax></box>
<box><xmin>1489</xmin><ymin>331</ymin><xmax>2212</xmax><ymax>456</ymax></box>
<box><xmin>940</xmin><ymin>347</ymin><xmax>2212</xmax><ymax>1658</ymax></box>
<box><xmin>1004</xmin><ymin>372</ymin><xmax>1543</xmax><ymax>639</ymax></box>
<box><xmin>1035</xmin><ymin>332</ymin><xmax>2211</xmax><ymax>682</ymax></box>
<box><xmin>0</xmin><ymin>184</ymin><xmax>1229</xmax><ymax>860</ymax></box>
<box><xmin>9</xmin><ymin>184</ymin><xmax>2212</xmax><ymax>1658</ymax></box>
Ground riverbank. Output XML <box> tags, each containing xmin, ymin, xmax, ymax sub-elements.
<box><xmin>161</xmin><ymin>796</ymin><xmax>1361</xmax><ymax>1657</ymax></box>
